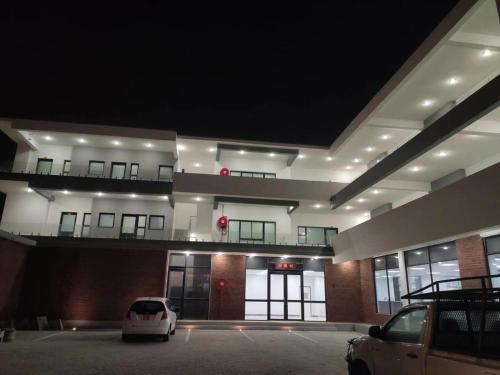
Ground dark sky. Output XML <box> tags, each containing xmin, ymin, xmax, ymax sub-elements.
<box><xmin>0</xmin><ymin>0</ymin><xmax>458</xmax><ymax>154</ymax></box>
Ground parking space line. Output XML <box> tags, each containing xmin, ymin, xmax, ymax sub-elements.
<box><xmin>184</xmin><ymin>329</ymin><xmax>191</xmax><ymax>343</ymax></box>
<box><xmin>239</xmin><ymin>329</ymin><xmax>255</xmax><ymax>342</ymax></box>
<box><xmin>32</xmin><ymin>332</ymin><xmax>65</xmax><ymax>342</ymax></box>
<box><xmin>290</xmin><ymin>331</ymin><xmax>318</xmax><ymax>343</ymax></box>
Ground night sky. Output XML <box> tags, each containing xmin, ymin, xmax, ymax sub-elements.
<box><xmin>0</xmin><ymin>0</ymin><xmax>458</xmax><ymax>159</ymax></box>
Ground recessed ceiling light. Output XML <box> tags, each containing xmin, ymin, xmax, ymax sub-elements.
<box><xmin>442</xmin><ymin>246</ymin><xmax>449</xmax><ymax>250</ymax></box>
<box><xmin>269</xmin><ymin>152</ymin><xmax>275</xmax><ymax>157</ymax></box>
<box><xmin>481</xmin><ymin>49</ymin><xmax>493</xmax><ymax>58</ymax></box>
<box><xmin>248</xmin><ymin>253</ymin><xmax>256</xmax><ymax>258</ymax></box>
<box><xmin>208</xmin><ymin>147</ymin><xmax>216</xmax><ymax>153</ymax></box>
<box><xmin>217</xmin><ymin>252</ymin><xmax>224</xmax><ymax>256</ymax></box>
<box><xmin>78</xmin><ymin>138</ymin><xmax>87</xmax><ymax>143</ymax></box>
<box><xmin>436</xmin><ymin>151</ymin><xmax>448</xmax><ymax>157</ymax></box>
<box><xmin>345</xmin><ymin>205</ymin><xmax>353</xmax><ymax>210</ymax></box>
<box><xmin>145</xmin><ymin>143</ymin><xmax>153</xmax><ymax>148</ymax></box>
<box><xmin>62</xmin><ymin>190</ymin><xmax>69</xmax><ymax>195</ymax></box>
<box><xmin>282</xmin><ymin>255</ymin><xmax>289</xmax><ymax>259</ymax></box>
<box><xmin>194</xmin><ymin>196</ymin><xmax>202</xmax><ymax>202</ymax></box>
<box><xmin>194</xmin><ymin>163</ymin><xmax>201</xmax><ymax>167</ymax></box>
<box><xmin>380</xmin><ymin>134</ymin><xmax>390</xmax><ymax>140</ymax></box>
<box><xmin>353</xmin><ymin>158</ymin><xmax>361</xmax><ymax>163</ymax></box>
<box><xmin>363</xmin><ymin>212</ymin><xmax>370</xmax><ymax>217</ymax></box>
<box><xmin>365</xmin><ymin>147</ymin><xmax>374</xmax><ymax>152</ymax></box>
<box><xmin>313</xmin><ymin>203</ymin><xmax>322</xmax><ymax>209</ymax></box>
<box><xmin>345</xmin><ymin>165</ymin><xmax>352</xmax><ymax>170</ymax></box>
<box><xmin>162</xmin><ymin>195</ymin><xmax>169</xmax><ymax>200</ymax></box>
<box><xmin>111</xmin><ymin>140</ymin><xmax>121</xmax><ymax>146</ymax></box>
<box><xmin>44</xmin><ymin>135</ymin><xmax>53</xmax><ymax>141</ymax></box>
<box><xmin>447</xmin><ymin>77</ymin><xmax>459</xmax><ymax>85</ymax></box>
<box><xmin>288</xmin><ymin>206</ymin><xmax>294</xmax><ymax>210</ymax></box>
<box><xmin>326</xmin><ymin>156</ymin><xmax>333</xmax><ymax>161</ymax></box>
<box><xmin>357</xmin><ymin>198</ymin><xmax>366</xmax><ymax>203</ymax></box>
<box><xmin>26</xmin><ymin>187</ymin><xmax>33</xmax><ymax>193</ymax></box>
<box><xmin>372</xmin><ymin>189</ymin><xmax>380</xmax><ymax>195</ymax></box>
<box><xmin>239</xmin><ymin>150</ymin><xmax>246</xmax><ymax>155</ymax></box>
<box><xmin>185</xmin><ymin>251</ymin><xmax>191</xmax><ymax>256</ymax></box>
<box><xmin>298</xmin><ymin>154</ymin><xmax>305</xmax><ymax>159</ymax></box>
<box><xmin>130</xmin><ymin>193</ymin><xmax>136</xmax><ymax>198</ymax></box>
<box><xmin>97</xmin><ymin>192</ymin><xmax>103</xmax><ymax>197</ymax></box>
<box><xmin>421</xmin><ymin>99</ymin><xmax>434</xmax><ymax>107</ymax></box>
<box><xmin>410</xmin><ymin>166</ymin><xmax>422</xmax><ymax>172</ymax></box>
<box><xmin>177</xmin><ymin>144</ymin><xmax>186</xmax><ymax>151</ymax></box>
<box><xmin>312</xmin><ymin>256</ymin><xmax>319</xmax><ymax>260</ymax></box>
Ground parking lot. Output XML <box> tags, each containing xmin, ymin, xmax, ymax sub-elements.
<box><xmin>0</xmin><ymin>329</ymin><xmax>361</xmax><ymax>374</ymax></box>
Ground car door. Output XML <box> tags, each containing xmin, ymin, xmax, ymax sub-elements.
<box><xmin>372</xmin><ymin>307</ymin><xmax>427</xmax><ymax>375</ymax></box>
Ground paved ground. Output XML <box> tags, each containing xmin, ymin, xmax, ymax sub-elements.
<box><xmin>0</xmin><ymin>329</ymin><xmax>361</xmax><ymax>374</ymax></box>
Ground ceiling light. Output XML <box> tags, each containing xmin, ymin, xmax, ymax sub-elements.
<box><xmin>248</xmin><ymin>253</ymin><xmax>256</xmax><ymax>258</ymax></box>
<box><xmin>372</xmin><ymin>189</ymin><xmax>380</xmax><ymax>195</ymax></box>
<box><xmin>288</xmin><ymin>206</ymin><xmax>294</xmax><ymax>210</ymax></box>
<box><xmin>357</xmin><ymin>198</ymin><xmax>366</xmax><ymax>203</ymax></box>
<box><xmin>78</xmin><ymin>138</ymin><xmax>87</xmax><ymax>143</ymax></box>
<box><xmin>239</xmin><ymin>150</ymin><xmax>246</xmax><ymax>155</ymax></box>
<box><xmin>62</xmin><ymin>190</ymin><xmax>69</xmax><ymax>195</ymax></box>
<box><xmin>269</xmin><ymin>152</ymin><xmax>275</xmax><ymax>157</ymax></box>
<box><xmin>217</xmin><ymin>252</ymin><xmax>224</xmax><ymax>256</ymax></box>
<box><xmin>282</xmin><ymin>255</ymin><xmax>289</xmax><ymax>259</ymax></box>
<box><xmin>130</xmin><ymin>193</ymin><xmax>136</xmax><ymax>198</ymax></box>
<box><xmin>326</xmin><ymin>156</ymin><xmax>333</xmax><ymax>161</ymax></box>
<box><xmin>380</xmin><ymin>134</ymin><xmax>390</xmax><ymax>140</ymax></box>
<box><xmin>365</xmin><ymin>147</ymin><xmax>374</xmax><ymax>152</ymax></box>
<box><xmin>208</xmin><ymin>147</ymin><xmax>216</xmax><ymax>153</ymax></box>
<box><xmin>421</xmin><ymin>99</ymin><xmax>434</xmax><ymax>107</ymax></box>
<box><xmin>345</xmin><ymin>205</ymin><xmax>353</xmax><ymax>210</ymax></box>
<box><xmin>185</xmin><ymin>251</ymin><xmax>191</xmax><ymax>256</ymax></box>
<box><xmin>44</xmin><ymin>135</ymin><xmax>53</xmax><ymax>141</ymax></box>
<box><xmin>162</xmin><ymin>195</ymin><xmax>169</xmax><ymax>200</ymax></box>
<box><xmin>297</xmin><ymin>154</ymin><xmax>305</xmax><ymax>159</ymax></box>
<box><xmin>481</xmin><ymin>49</ymin><xmax>493</xmax><ymax>58</ymax></box>
<box><xmin>194</xmin><ymin>163</ymin><xmax>201</xmax><ymax>167</ymax></box>
<box><xmin>447</xmin><ymin>77</ymin><xmax>459</xmax><ymax>85</ymax></box>
<box><xmin>111</xmin><ymin>140</ymin><xmax>121</xmax><ymax>146</ymax></box>
<box><xmin>353</xmin><ymin>158</ymin><xmax>361</xmax><ymax>163</ymax></box>
<box><xmin>436</xmin><ymin>151</ymin><xmax>448</xmax><ymax>157</ymax></box>
<box><xmin>410</xmin><ymin>166</ymin><xmax>421</xmax><ymax>172</ymax></box>
<box><xmin>312</xmin><ymin>256</ymin><xmax>319</xmax><ymax>260</ymax></box>
<box><xmin>363</xmin><ymin>212</ymin><xmax>370</xmax><ymax>217</ymax></box>
<box><xmin>313</xmin><ymin>203</ymin><xmax>322</xmax><ymax>209</ymax></box>
<box><xmin>194</xmin><ymin>196</ymin><xmax>202</xmax><ymax>202</ymax></box>
<box><xmin>442</xmin><ymin>246</ymin><xmax>449</xmax><ymax>250</ymax></box>
<box><xmin>97</xmin><ymin>192</ymin><xmax>103</xmax><ymax>197</ymax></box>
<box><xmin>145</xmin><ymin>143</ymin><xmax>153</xmax><ymax>148</ymax></box>
<box><xmin>177</xmin><ymin>144</ymin><xmax>186</xmax><ymax>151</ymax></box>
<box><xmin>345</xmin><ymin>165</ymin><xmax>352</xmax><ymax>170</ymax></box>
<box><xmin>25</xmin><ymin>188</ymin><xmax>33</xmax><ymax>193</ymax></box>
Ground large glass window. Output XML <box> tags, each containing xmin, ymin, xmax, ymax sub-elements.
<box><xmin>383</xmin><ymin>308</ymin><xmax>427</xmax><ymax>343</ymax></box>
<box><xmin>98</xmin><ymin>213</ymin><xmax>115</xmax><ymax>228</ymax></box>
<box><xmin>36</xmin><ymin>158</ymin><xmax>53</xmax><ymax>175</ymax></box>
<box><xmin>405</xmin><ymin>242</ymin><xmax>461</xmax><ymax>295</ymax></box>
<box><xmin>158</xmin><ymin>165</ymin><xmax>173</xmax><ymax>182</ymax></box>
<box><xmin>298</xmin><ymin>226</ymin><xmax>338</xmax><ymax>246</ymax></box>
<box><xmin>230</xmin><ymin>170</ymin><xmax>276</xmax><ymax>179</ymax></box>
<box><xmin>88</xmin><ymin>161</ymin><xmax>105</xmax><ymax>177</ymax></box>
<box><xmin>485</xmin><ymin>235</ymin><xmax>500</xmax><ymax>288</ymax></box>
<box><xmin>374</xmin><ymin>254</ymin><xmax>402</xmax><ymax>315</ymax></box>
<box><xmin>228</xmin><ymin>220</ymin><xmax>276</xmax><ymax>244</ymax></box>
<box><xmin>167</xmin><ymin>254</ymin><xmax>211</xmax><ymax>319</ymax></box>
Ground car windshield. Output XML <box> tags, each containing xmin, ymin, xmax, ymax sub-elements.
<box><xmin>129</xmin><ymin>301</ymin><xmax>165</xmax><ymax>314</ymax></box>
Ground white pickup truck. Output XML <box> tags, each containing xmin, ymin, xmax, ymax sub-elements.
<box><xmin>346</xmin><ymin>276</ymin><xmax>500</xmax><ymax>375</ymax></box>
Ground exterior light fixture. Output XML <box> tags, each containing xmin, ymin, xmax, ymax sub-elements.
<box><xmin>421</xmin><ymin>99</ymin><xmax>434</xmax><ymax>107</ymax></box>
<box><xmin>365</xmin><ymin>147</ymin><xmax>374</xmax><ymax>152</ymax></box>
<box><xmin>26</xmin><ymin>188</ymin><xmax>33</xmax><ymax>193</ymax></box>
<box><xmin>239</xmin><ymin>150</ymin><xmax>246</xmax><ymax>155</ymax></box>
<box><xmin>130</xmin><ymin>193</ymin><xmax>136</xmax><ymax>198</ymax></box>
<box><xmin>481</xmin><ymin>49</ymin><xmax>493</xmax><ymax>57</ymax></box>
<box><xmin>217</xmin><ymin>252</ymin><xmax>223</xmax><ymax>256</ymax></box>
<box><xmin>194</xmin><ymin>163</ymin><xmax>201</xmax><ymax>167</ymax></box>
<box><xmin>282</xmin><ymin>255</ymin><xmax>289</xmax><ymax>259</ymax></box>
<box><xmin>97</xmin><ymin>192</ymin><xmax>103</xmax><ymax>197</ymax></box>
<box><xmin>345</xmin><ymin>165</ymin><xmax>352</xmax><ymax>170</ymax></box>
<box><xmin>248</xmin><ymin>253</ymin><xmax>256</xmax><ymax>258</ymax></box>
<box><xmin>410</xmin><ymin>166</ymin><xmax>421</xmax><ymax>172</ymax></box>
<box><xmin>436</xmin><ymin>151</ymin><xmax>448</xmax><ymax>157</ymax></box>
<box><xmin>297</xmin><ymin>154</ymin><xmax>305</xmax><ymax>159</ymax></box>
<box><xmin>326</xmin><ymin>156</ymin><xmax>333</xmax><ymax>161</ymax></box>
<box><xmin>78</xmin><ymin>138</ymin><xmax>86</xmax><ymax>143</ymax></box>
<box><xmin>447</xmin><ymin>77</ymin><xmax>459</xmax><ymax>85</ymax></box>
<box><xmin>194</xmin><ymin>196</ymin><xmax>202</xmax><ymax>202</ymax></box>
<box><xmin>312</xmin><ymin>256</ymin><xmax>319</xmax><ymax>260</ymax></box>
<box><xmin>353</xmin><ymin>158</ymin><xmax>361</xmax><ymax>163</ymax></box>
<box><xmin>185</xmin><ymin>251</ymin><xmax>191</xmax><ymax>256</ymax></box>
<box><xmin>62</xmin><ymin>190</ymin><xmax>69</xmax><ymax>195</ymax></box>
<box><xmin>380</xmin><ymin>134</ymin><xmax>390</xmax><ymax>140</ymax></box>
<box><xmin>357</xmin><ymin>198</ymin><xmax>366</xmax><ymax>203</ymax></box>
<box><xmin>162</xmin><ymin>195</ymin><xmax>169</xmax><ymax>200</ymax></box>
<box><xmin>145</xmin><ymin>143</ymin><xmax>153</xmax><ymax>148</ymax></box>
<box><xmin>372</xmin><ymin>189</ymin><xmax>380</xmax><ymax>194</ymax></box>
<box><xmin>111</xmin><ymin>140</ymin><xmax>121</xmax><ymax>146</ymax></box>
<box><xmin>269</xmin><ymin>152</ymin><xmax>275</xmax><ymax>157</ymax></box>
<box><xmin>177</xmin><ymin>144</ymin><xmax>186</xmax><ymax>151</ymax></box>
<box><xmin>345</xmin><ymin>205</ymin><xmax>353</xmax><ymax>210</ymax></box>
<box><xmin>44</xmin><ymin>135</ymin><xmax>53</xmax><ymax>141</ymax></box>
<box><xmin>313</xmin><ymin>203</ymin><xmax>321</xmax><ymax>209</ymax></box>
<box><xmin>208</xmin><ymin>147</ymin><xmax>216</xmax><ymax>153</ymax></box>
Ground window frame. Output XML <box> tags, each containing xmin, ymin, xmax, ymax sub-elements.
<box><xmin>297</xmin><ymin>226</ymin><xmax>338</xmax><ymax>246</ymax></box>
<box><xmin>228</xmin><ymin>219</ymin><xmax>276</xmax><ymax>244</ymax></box>
<box><xmin>81</xmin><ymin>212</ymin><xmax>91</xmax><ymax>237</ymax></box>
<box><xmin>110</xmin><ymin>162</ymin><xmax>127</xmax><ymax>179</ymax></box>
<box><xmin>381</xmin><ymin>307</ymin><xmax>428</xmax><ymax>344</ymax></box>
<box><xmin>58</xmin><ymin>211</ymin><xmax>77</xmax><ymax>236</ymax></box>
<box><xmin>88</xmin><ymin>160</ymin><xmax>105</xmax><ymax>177</ymax></box>
<box><xmin>98</xmin><ymin>212</ymin><xmax>115</xmax><ymax>228</ymax></box>
<box><xmin>158</xmin><ymin>165</ymin><xmax>174</xmax><ymax>182</ymax></box>
<box><xmin>130</xmin><ymin>163</ymin><xmax>140</xmax><ymax>180</ymax></box>
<box><xmin>373</xmin><ymin>254</ymin><xmax>401</xmax><ymax>315</ymax></box>
<box><xmin>230</xmin><ymin>170</ymin><xmax>276</xmax><ymax>179</ymax></box>
<box><xmin>62</xmin><ymin>160</ymin><xmax>71</xmax><ymax>176</ymax></box>
<box><xmin>148</xmin><ymin>215</ymin><xmax>165</xmax><ymax>230</ymax></box>
<box><xmin>36</xmin><ymin>158</ymin><xmax>54</xmax><ymax>175</ymax></box>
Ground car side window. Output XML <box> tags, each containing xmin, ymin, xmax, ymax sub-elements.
<box><xmin>383</xmin><ymin>308</ymin><xmax>427</xmax><ymax>343</ymax></box>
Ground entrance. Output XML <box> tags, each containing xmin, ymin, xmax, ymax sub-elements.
<box><xmin>269</xmin><ymin>271</ymin><xmax>303</xmax><ymax>320</ymax></box>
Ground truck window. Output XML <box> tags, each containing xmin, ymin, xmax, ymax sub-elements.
<box><xmin>383</xmin><ymin>308</ymin><xmax>427</xmax><ymax>343</ymax></box>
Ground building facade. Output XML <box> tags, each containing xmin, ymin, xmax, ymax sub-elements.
<box><xmin>0</xmin><ymin>0</ymin><xmax>499</xmax><ymax>327</ymax></box>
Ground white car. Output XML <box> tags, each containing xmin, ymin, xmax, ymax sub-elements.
<box><xmin>122</xmin><ymin>297</ymin><xmax>178</xmax><ymax>342</ymax></box>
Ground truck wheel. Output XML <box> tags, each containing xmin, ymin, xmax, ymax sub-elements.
<box><xmin>349</xmin><ymin>360</ymin><xmax>370</xmax><ymax>375</ymax></box>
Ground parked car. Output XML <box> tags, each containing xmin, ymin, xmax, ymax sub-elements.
<box><xmin>346</xmin><ymin>275</ymin><xmax>500</xmax><ymax>375</ymax></box>
<box><xmin>122</xmin><ymin>297</ymin><xmax>178</xmax><ymax>342</ymax></box>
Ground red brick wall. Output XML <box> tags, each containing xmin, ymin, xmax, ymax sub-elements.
<box><xmin>17</xmin><ymin>247</ymin><xmax>168</xmax><ymax>321</ymax></box>
<box><xmin>456</xmin><ymin>235</ymin><xmax>489</xmax><ymax>288</ymax></box>
<box><xmin>324</xmin><ymin>260</ymin><xmax>362</xmax><ymax>322</ymax></box>
<box><xmin>209</xmin><ymin>255</ymin><xmax>245</xmax><ymax>320</ymax></box>
<box><xmin>0</xmin><ymin>237</ymin><xmax>30</xmax><ymax>320</ymax></box>
<box><xmin>359</xmin><ymin>259</ymin><xmax>391</xmax><ymax>326</ymax></box>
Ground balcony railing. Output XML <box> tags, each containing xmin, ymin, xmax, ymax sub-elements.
<box><xmin>0</xmin><ymin>161</ymin><xmax>173</xmax><ymax>182</ymax></box>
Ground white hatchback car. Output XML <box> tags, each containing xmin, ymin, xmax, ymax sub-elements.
<box><xmin>122</xmin><ymin>297</ymin><xmax>178</xmax><ymax>342</ymax></box>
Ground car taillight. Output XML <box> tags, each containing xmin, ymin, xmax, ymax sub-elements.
<box><xmin>126</xmin><ymin>310</ymin><xmax>131</xmax><ymax>320</ymax></box>
<box><xmin>161</xmin><ymin>311</ymin><xmax>168</xmax><ymax>320</ymax></box>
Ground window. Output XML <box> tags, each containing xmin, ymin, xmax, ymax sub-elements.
<box><xmin>81</xmin><ymin>213</ymin><xmax>91</xmax><ymax>237</ymax></box>
<box><xmin>59</xmin><ymin>212</ymin><xmax>77</xmax><ymax>236</ymax></box>
<box><xmin>36</xmin><ymin>158</ymin><xmax>53</xmax><ymax>175</ymax></box>
<box><xmin>297</xmin><ymin>226</ymin><xmax>338</xmax><ymax>246</ymax></box>
<box><xmin>121</xmin><ymin>214</ymin><xmax>146</xmax><ymax>239</ymax></box>
<box><xmin>130</xmin><ymin>163</ymin><xmax>139</xmax><ymax>180</ymax></box>
<box><xmin>149</xmin><ymin>215</ymin><xmax>165</xmax><ymax>230</ymax></box>
<box><xmin>63</xmin><ymin>160</ymin><xmax>71</xmax><ymax>176</ymax></box>
<box><xmin>486</xmin><ymin>235</ymin><xmax>500</xmax><ymax>288</ymax></box>
<box><xmin>98</xmin><ymin>213</ymin><xmax>115</xmax><ymax>228</ymax></box>
<box><xmin>405</xmin><ymin>242</ymin><xmax>461</xmax><ymax>296</ymax></box>
<box><xmin>228</xmin><ymin>220</ymin><xmax>276</xmax><ymax>244</ymax></box>
<box><xmin>167</xmin><ymin>254</ymin><xmax>211</xmax><ymax>319</ymax></box>
<box><xmin>374</xmin><ymin>254</ymin><xmax>402</xmax><ymax>315</ymax></box>
<box><xmin>110</xmin><ymin>162</ymin><xmax>126</xmax><ymax>179</ymax></box>
<box><xmin>230</xmin><ymin>170</ymin><xmax>276</xmax><ymax>179</ymax></box>
<box><xmin>383</xmin><ymin>308</ymin><xmax>427</xmax><ymax>343</ymax></box>
<box><xmin>88</xmin><ymin>161</ymin><xmax>105</xmax><ymax>177</ymax></box>
<box><xmin>158</xmin><ymin>165</ymin><xmax>173</xmax><ymax>182</ymax></box>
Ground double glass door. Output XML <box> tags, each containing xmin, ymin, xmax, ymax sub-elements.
<box><xmin>269</xmin><ymin>272</ymin><xmax>303</xmax><ymax>320</ymax></box>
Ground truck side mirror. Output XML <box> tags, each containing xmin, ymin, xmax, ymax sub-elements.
<box><xmin>368</xmin><ymin>325</ymin><xmax>382</xmax><ymax>339</ymax></box>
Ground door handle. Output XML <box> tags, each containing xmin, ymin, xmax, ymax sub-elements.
<box><xmin>407</xmin><ymin>353</ymin><xmax>418</xmax><ymax>359</ymax></box>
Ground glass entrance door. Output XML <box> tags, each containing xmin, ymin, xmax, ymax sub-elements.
<box><xmin>269</xmin><ymin>271</ymin><xmax>303</xmax><ymax>320</ymax></box>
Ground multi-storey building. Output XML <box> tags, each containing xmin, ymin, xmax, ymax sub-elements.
<box><xmin>0</xmin><ymin>0</ymin><xmax>499</xmax><ymax>326</ymax></box>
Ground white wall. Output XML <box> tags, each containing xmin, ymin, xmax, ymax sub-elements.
<box><xmin>214</xmin><ymin>160</ymin><xmax>291</xmax><ymax>179</ymax></box>
<box><xmin>46</xmin><ymin>196</ymin><xmax>93</xmax><ymax>226</ymax></box>
<box><xmin>290</xmin><ymin>212</ymin><xmax>367</xmax><ymax>233</ymax></box>
<box><xmin>16</xmin><ymin>144</ymin><xmax>73</xmax><ymax>175</ymax></box>
<box><xmin>289</xmin><ymin>167</ymin><xmax>359</xmax><ymax>183</ymax></box>
<box><xmin>2</xmin><ymin>192</ymin><xmax>50</xmax><ymax>224</ymax></box>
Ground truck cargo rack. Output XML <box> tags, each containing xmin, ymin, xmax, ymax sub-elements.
<box><xmin>402</xmin><ymin>274</ymin><xmax>500</xmax><ymax>359</ymax></box>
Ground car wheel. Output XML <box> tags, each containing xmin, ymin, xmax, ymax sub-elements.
<box><xmin>171</xmin><ymin>326</ymin><xmax>176</xmax><ymax>335</ymax></box>
<box><xmin>162</xmin><ymin>327</ymin><xmax>171</xmax><ymax>342</ymax></box>
<box><xmin>348</xmin><ymin>360</ymin><xmax>370</xmax><ymax>375</ymax></box>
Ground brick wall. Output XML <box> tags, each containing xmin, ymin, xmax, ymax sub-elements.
<box><xmin>0</xmin><ymin>237</ymin><xmax>30</xmax><ymax>320</ymax></box>
<box><xmin>209</xmin><ymin>255</ymin><xmax>245</xmax><ymax>320</ymax></box>
<box><xmin>17</xmin><ymin>247</ymin><xmax>168</xmax><ymax>321</ymax></box>
<box><xmin>456</xmin><ymin>235</ymin><xmax>489</xmax><ymax>288</ymax></box>
<box><xmin>359</xmin><ymin>259</ymin><xmax>391</xmax><ymax>326</ymax></box>
<box><xmin>324</xmin><ymin>260</ymin><xmax>362</xmax><ymax>322</ymax></box>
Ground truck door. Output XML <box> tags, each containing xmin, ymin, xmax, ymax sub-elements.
<box><xmin>372</xmin><ymin>307</ymin><xmax>427</xmax><ymax>375</ymax></box>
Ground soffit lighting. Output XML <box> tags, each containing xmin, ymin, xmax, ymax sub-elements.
<box><xmin>312</xmin><ymin>256</ymin><xmax>319</xmax><ymax>260</ymax></box>
<box><xmin>288</xmin><ymin>206</ymin><xmax>294</xmax><ymax>210</ymax></box>
<box><xmin>326</xmin><ymin>156</ymin><xmax>333</xmax><ymax>161</ymax></box>
<box><xmin>26</xmin><ymin>187</ymin><xmax>33</xmax><ymax>193</ymax></box>
<box><xmin>365</xmin><ymin>147</ymin><xmax>374</xmax><ymax>152</ymax></box>
<box><xmin>78</xmin><ymin>138</ymin><xmax>87</xmax><ymax>144</ymax></box>
<box><xmin>447</xmin><ymin>77</ymin><xmax>459</xmax><ymax>86</ymax></box>
<box><xmin>297</xmin><ymin>154</ymin><xmax>305</xmax><ymax>159</ymax></box>
<box><xmin>410</xmin><ymin>166</ymin><xmax>422</xmax><ymax>172</ymax></box>
<box><xmin>363</xmin><ymin>212</ymin><xmax>370</xmax><ymax>217</ymax></box>
<box><xmin>481</xmin><ymin>49</ymin><xmax>493</xmax><ymax>58</ymax></box>
<box><xmin>357</xmin><ymin>198</ymin><xmax>366</xmax><ymax>203</ymax></box>
<box><xmin>145</xmin><ymin>143</ymin><xmax>153</xmax><ymax>148</ymax></box>
<box><xmin>194</xmin><ymin>163</ymin><xmax>201</xmax><ymax>167</ymax></box>
<box><xmin>44</xmin><ymin>135</ymin><xmax>53</xmax><ymax>141</ymax></box>
<box><xmin>217</xmin><ymin>252</ymin><xmax>224</xmax><ymax>256</ymax></box>
<box><xmin>194</xmin><ymin>196</ymin><xmax>202</xmax><ymax>202</ymax></box>
<box><xmin>345</xmin><ymin>205</ymin><xmax>353</xmax><ymax>210</ymax></box>
<box><xmin>269</xmin><ymin>152</ymin><xmax>275</xmax><ymax>157</ymax></box>
<box><xmin>177</xmin><ymin>144</ymin><xmax>186</xmax><ymax>151</ymax></box>
<box><xmin>282</xmin><ymin>255</ymin><xmax>289</xmax><ymax>259</ymax></box>
<box><xmin>239</xmin><ymin>150</ymin><xmax>246</xmax><ymax>155</ymax></box>
<box><xmin>436</xmin><ymin>151</ymin><xmax>448</xmax><ymax>157</ymax></box>
<box><xmin>62</xmin><ymin>190</ymin><xmax>70</xmax><ymax>195</ymax></box>
<box><xmin>353</xmin><ymin>158</ymin><xmax>361</xmax><ymax>163</ymax></box>
<box><xmin>380</xmin><ymin>134</ymin><xmax>390</xmax><ymax>140</ymax></box>
<box><xmin>208</xmin><ymin>147</ymin><xmax>216</xmax><ymax>153</ymax></box>
<box><xmin>185</xmin><ymin>251</ymin><xmax>191</xmax><ymax>256</ymax></box>
<box><xmin>345</xmin><ymin>165</ymin><xmax>352</xmax><ymax>170</ymax></box>
<box><xmin>313</xmin><ymin>203</ymin><xmax>322</xmax><ymax>209</ymax></box>
<box><xmin>248</xmin><ymin>253</ymin><xmax>256</xmax><ymax>258</ymax></box>
<box><xmin>130</xmin><ymin>193</ymin><xmax>137</xmax><ymax>198</ymax></box>
<box><xmin>162</xmin><ymin>195</ymin><xmax>169</xmax><ymax>200</ymax></box>
<box><xmin>97</xmin><ymin>192</ymin><xmax>103</xmax><ymax>197</ymax></box>
<box><xmin>111</xmin><ymin>140</ymin><xmax>121</xmax><ymax>146</ymax></box>
<box><xmin>421</xmin><ymin>99</ymin><xmax>434</xmax><ymax>107</ymax></box>
<box><xmin>372</xmin><ymin>189</ymin><xmax>380</xmax><ymax>195</ymax></box>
